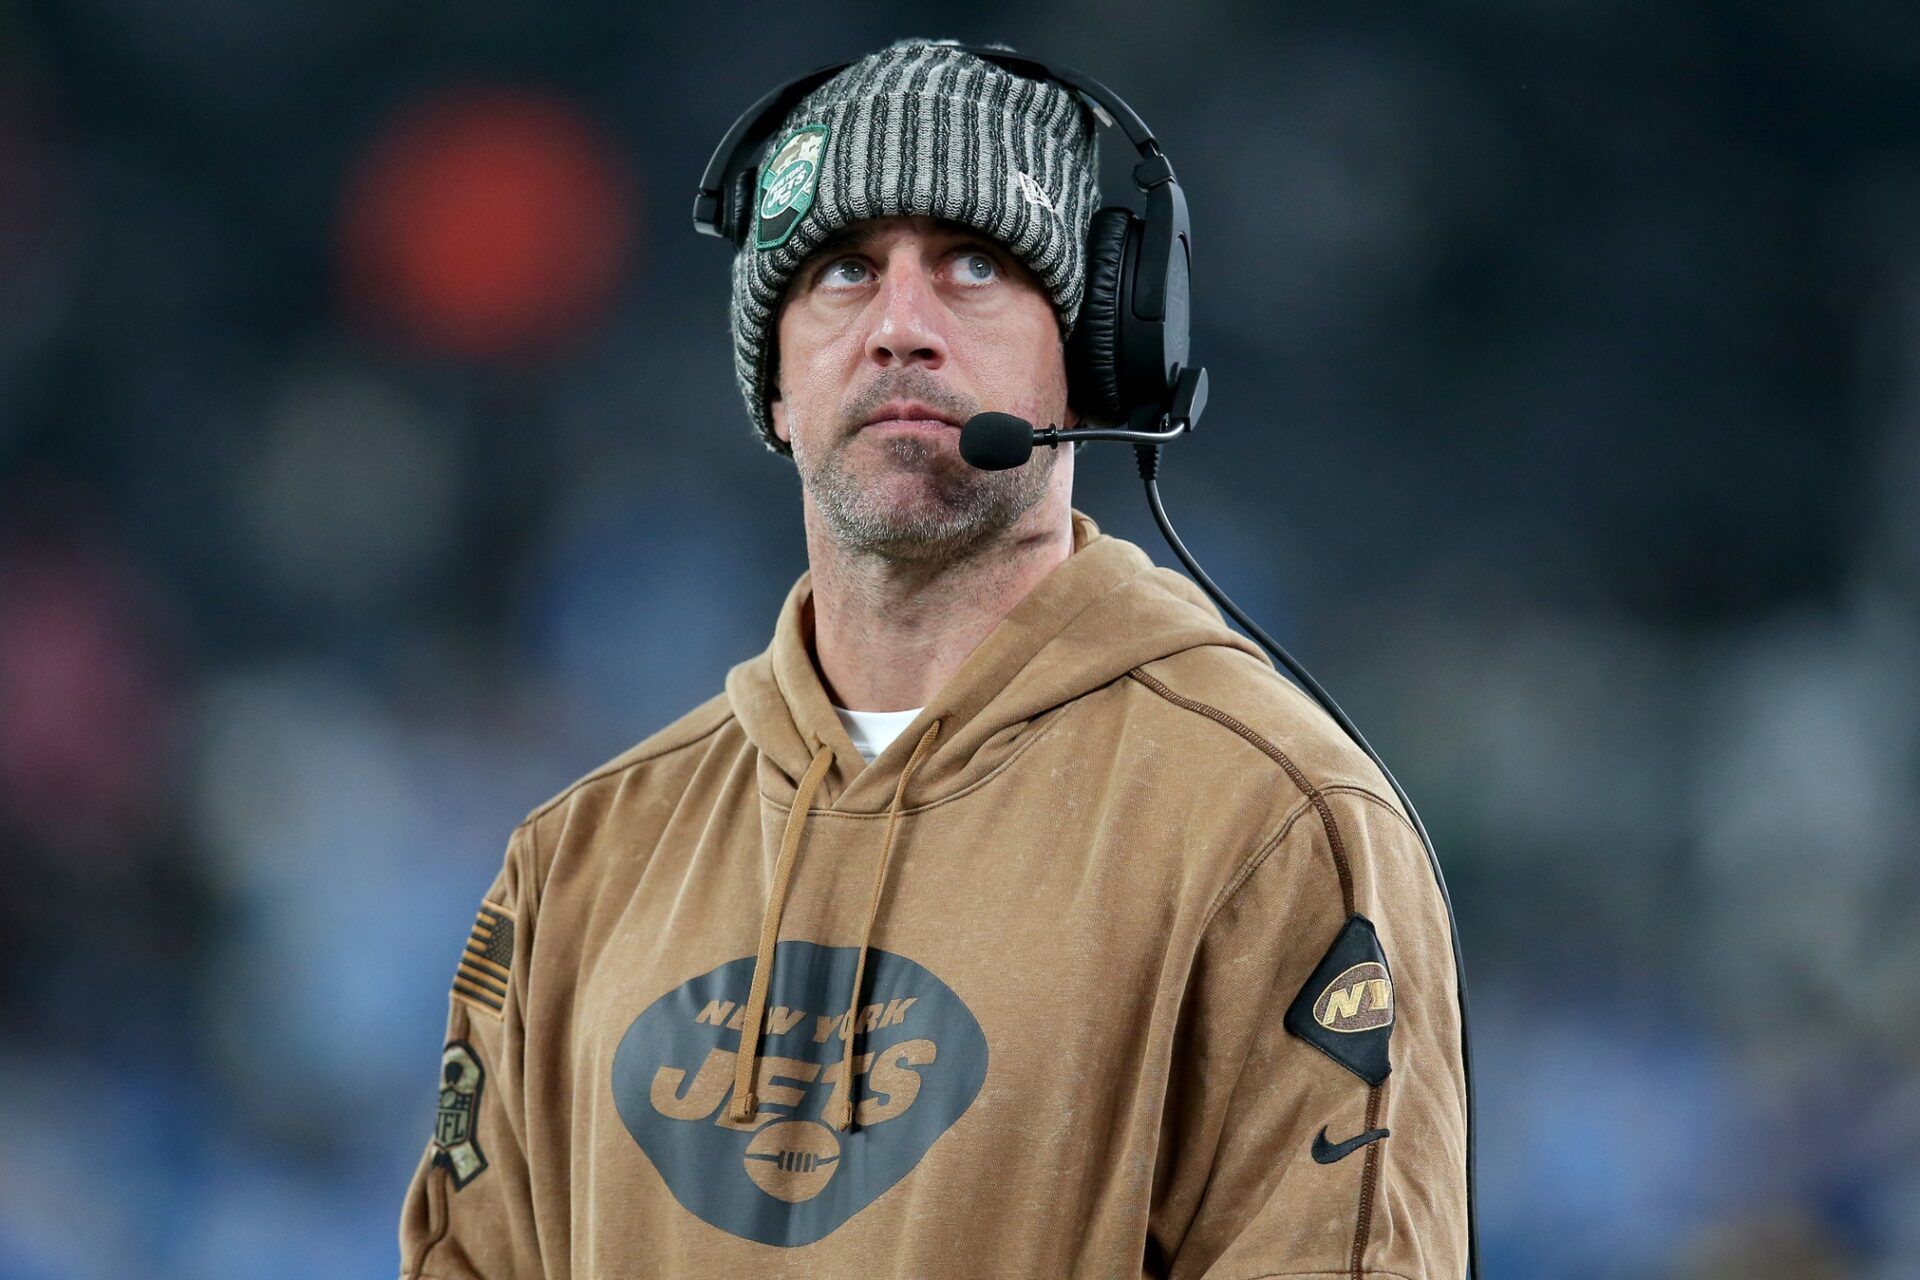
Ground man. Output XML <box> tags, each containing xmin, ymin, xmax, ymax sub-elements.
<box><xmin>399</xmin><ymin>40</ymin><xmax>1467</xmax><ymax>1279</ymax></box>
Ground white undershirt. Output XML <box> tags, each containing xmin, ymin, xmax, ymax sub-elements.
<box><xmin>831</xmin><ymin>704</ymin><xmax>927</xmax><ymax>763</ymax></box>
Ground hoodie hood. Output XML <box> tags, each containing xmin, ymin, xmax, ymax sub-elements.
<box><xmin>718</xmin><ymin>506</ymin><xmax>1271</xmax><ymax>1130</ymax></box>
<box><xmin>725</xmin><ymin>507</ymin><xmax>1271</xmax><ymax>814</ymax></box>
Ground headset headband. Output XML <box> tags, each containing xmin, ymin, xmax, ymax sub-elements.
<box><xmin>691</xmin><ymin>45</ymin><xmax>1174</xmax><ymax>244</ymax></box>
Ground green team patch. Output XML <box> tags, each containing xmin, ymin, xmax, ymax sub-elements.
<box><xmin>755</xmin><ymin>123</ymin><xmax>829</xmax><ymax>251</ymax></box>
<box><xmin>433</xmin><ymin>1040</ymin><xmax>489</xmax><ymax>1189</ymax></box>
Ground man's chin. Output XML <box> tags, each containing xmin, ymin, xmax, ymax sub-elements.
<box><xmin>797</xmin><ymin>425</ymin><xmax>1054</xmax><ymax>559</ymax></box>
<box><xmin>814</xmin><ymin>473</ymin><xmax>1031</xmax><ymax>560</ymax></box>
<box><xmin>871</xmin><ymin>449</ymin><xmax>1016</xmax><ymax>506</ymax></box>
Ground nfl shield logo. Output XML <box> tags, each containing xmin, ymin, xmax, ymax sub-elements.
<box><xmin>431</xmin><ymin>1041</ymin><xmax>490</xmax><ymax>1189</ymax></box>
<box><xmin>436</xmin><ymin>1085</ymin><xmax>474</xmax><ymax>1147</ymax></box>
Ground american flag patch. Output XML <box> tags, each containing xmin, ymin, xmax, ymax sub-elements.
<box><xmin>453</xmin><ymin>901</ymin><xmax>515</xmax><ymax>1017</ymax></box>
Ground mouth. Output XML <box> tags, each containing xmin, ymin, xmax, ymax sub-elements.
<box><xmin>860</xmin><ymin>401</ymin><xmax>963</xmax><ymax>433</ymax></box>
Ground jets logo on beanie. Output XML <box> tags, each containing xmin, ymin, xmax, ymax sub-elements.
<box><xmin>728</xmin><ymin>39</ymin><xmax>1101</xmax><ymax>456</ymax></box>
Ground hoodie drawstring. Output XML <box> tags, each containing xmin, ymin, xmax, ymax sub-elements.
<box><xmin>828</xmin><ymin>717</ymin><xmax>941</xmax><ymax>1132</ymax></box>
<box><xmin>729</xmin><ymin>743</ymin><xmax>834</xmax><ymax>1122</ymax></box>
<box><xmin>729</xmin><ymin>718</ymin><xmax>943</xmax><ymax>1129</ymax></box>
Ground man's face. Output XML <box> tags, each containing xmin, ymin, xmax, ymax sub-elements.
<box><xmin>770</xmin><ymin>215</ymin><xmax>1073</xmax><ymax>563</ymax></box>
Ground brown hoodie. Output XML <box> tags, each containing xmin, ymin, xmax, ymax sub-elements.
<box><xmin>399</xmin><ymin>508</ymin><xmax>1467</xmax><ymax>1279</ymax></box>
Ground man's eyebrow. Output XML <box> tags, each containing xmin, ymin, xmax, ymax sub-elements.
<box><xmin>946</xmin><ymin>232</ymin><xmax>1008</xmax><ymax>257</ymax></box>
<box><xmin>801</xmin><ymin>227</ymin><xmax>874</xmax><ymax>270</ymax></box>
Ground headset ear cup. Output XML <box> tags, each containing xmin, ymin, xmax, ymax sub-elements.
<box><xmin>729</xmin><ymin>168</ymin><xmax>757</xmax><ymax>244</ymax></box>
<box><xmin>1067</xmin><ymin>207</ymin><xmax>1137</xmax><ymax>425</ymax></box>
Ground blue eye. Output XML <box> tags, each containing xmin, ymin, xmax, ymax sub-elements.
<box><xmin>822</xmin><ymin>258</ymin><xmax>869</xmax><ymax>286</ymax></box>
<box><xmin>955</xmin><ymin>252</ymin><xmax>996</xmax><ymax>283</ymax></box>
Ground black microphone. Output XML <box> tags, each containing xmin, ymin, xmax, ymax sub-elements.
<box><xmin>958</xmin><ymin>412</ymin><xmax>1194</xmax><ymax>471</ymax></box>
<box><xmin>959</xmin><ymin>367</ymin><xmax>1210</xmax><ymax>471</ymax></box>
<box><xmin>958</xmin><ymin>412</ymin><xmax>1039</xmax><ymax>470</ymax></box>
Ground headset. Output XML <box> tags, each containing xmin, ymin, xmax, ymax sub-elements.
<box><xmin>696</xmin><ymin>45</ymin><xmax>1481</xmax><ymax>1280</ymax></box>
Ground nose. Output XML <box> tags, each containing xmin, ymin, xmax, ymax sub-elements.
<box><xmin>863</xmin><ymin>257</ymin><xmax>947</xmax><ymax>373</ymax></box>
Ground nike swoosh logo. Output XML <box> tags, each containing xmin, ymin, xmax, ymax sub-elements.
<box><xmin>1311</xmin><ymin>1125</ymin><xmax>1390</xmax><ymax>1164</ymax></box>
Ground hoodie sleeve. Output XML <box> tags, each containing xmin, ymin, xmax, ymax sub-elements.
<box><xmin>1154</xmin><ymin>786</ymin><xmax>1469</xmax><ymax>1280</ymax></box>
<box><xmin>398</xmin><ymin>822</ymin><xmax>545</xmax><ymax>1279</ymax></box>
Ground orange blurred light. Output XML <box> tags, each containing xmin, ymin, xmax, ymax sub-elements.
<box><xmin>339</xmin><ymin>86</ymin><xmax>635</xmax><ymax>359</ymax></box>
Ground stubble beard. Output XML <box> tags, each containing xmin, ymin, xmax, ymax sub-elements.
<box><xmin>789</xmin><ymin>370</ymin><xmax>1059</xmax><ymax>565</ymax></box>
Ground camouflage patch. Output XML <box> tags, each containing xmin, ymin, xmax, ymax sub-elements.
<box><xmin>433</xmin><ymin>1041</ymin><xmax>489</xmax><ymax>1189</ymax></box>
<box><xmin>754</xmin><ymin>124</ymin><xmax>828</xmax><ymax>251</ymax></box>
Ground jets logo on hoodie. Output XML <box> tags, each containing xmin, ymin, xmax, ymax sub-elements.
<box><xmin>611</xmin><ymin>941</ymin><xmax>989</xmax><ymax>1245</ymax></box>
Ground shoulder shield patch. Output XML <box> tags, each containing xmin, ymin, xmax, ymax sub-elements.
<box><xmin>1283</xmin><ymin>914</ymin><xmax>1394</xmax><ymax>1085</ymax></box>
<box><xmin>433</xmin><ymin>1040</ymin><xmax>490</xmax><ymax>1189</ymax></box>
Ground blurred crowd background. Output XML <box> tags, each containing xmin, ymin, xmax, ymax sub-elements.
<box><xmin>1</xmin><ymin>1</ymin><xmax>1915</xmax><ymax>1276</ymax></box>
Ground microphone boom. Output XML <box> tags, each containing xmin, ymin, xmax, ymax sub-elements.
<box><xmin>959</xmin><ymin>412</ymin><xmax>1193</xmax><ymax>470</ymax></box>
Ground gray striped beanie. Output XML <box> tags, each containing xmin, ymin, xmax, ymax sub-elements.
<box><xmin>729</xmin><ymin>39</ymin><xmax>1101</xmax><ymax>456</ymax></box>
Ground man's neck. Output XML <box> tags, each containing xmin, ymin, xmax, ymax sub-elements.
<box><xmin>803</xmin><ymin>494</ymin><xmax>1075</xmax><ymax>712</ymax></box>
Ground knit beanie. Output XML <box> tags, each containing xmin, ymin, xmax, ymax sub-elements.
<box><xmin>728</xmin><ymin>39</ymin><xmax>1101</xmax><ymax>456</ymax></box>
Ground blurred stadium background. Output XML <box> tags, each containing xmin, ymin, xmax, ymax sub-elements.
<box><xmin>1</xmin><ymin>1</ymin><xmax>1915</xmax><ymax>1276</ymax></box>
